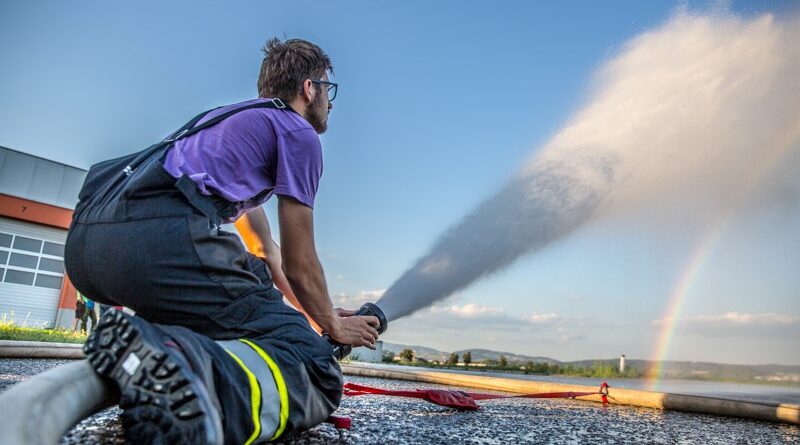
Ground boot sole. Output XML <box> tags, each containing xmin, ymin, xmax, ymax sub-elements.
<box><xmin>84</xmin><ymin>310</ymin><xmax>223</xmax><ymax>445</ymax></box>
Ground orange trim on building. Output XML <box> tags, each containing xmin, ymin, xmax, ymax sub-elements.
<box><xmin>0</xmin><ymin>193</ymin><xmax>73</xmax><ymax>230</ymax></box>
<box><xmin>58</xmin><ymin>275</ymin><xmax>78</xmax><ymax>310</ymax></box>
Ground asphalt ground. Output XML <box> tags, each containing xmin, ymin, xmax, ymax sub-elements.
<box><xmin>2</xmin><ymin>358</ymin><xmax>799</xmax><ymax>444</ymax></box>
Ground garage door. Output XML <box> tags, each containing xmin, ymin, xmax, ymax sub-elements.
<box><xmin>0</xmin><ymin>217</ymin><xmax>68</xmax><ymax>328</ymax></box>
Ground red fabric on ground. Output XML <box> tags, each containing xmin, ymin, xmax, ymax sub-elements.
<box><xmin>343</xmin><ymin>382</ymin><xmax>609</xmax><ymax>410</ymax></box>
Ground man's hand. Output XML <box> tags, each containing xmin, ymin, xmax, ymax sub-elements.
<box><xmin>329</xmin><ymin>308</ymin><xmax>380</xmax><ymax>349</ymax></box>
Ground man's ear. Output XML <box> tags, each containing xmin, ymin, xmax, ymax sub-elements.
<box><xmin>301</xmin><ymin>79</ymin><xmax>314</xmax><ymax>103</ymax></box>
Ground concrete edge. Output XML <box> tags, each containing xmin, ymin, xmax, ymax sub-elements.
<box><xmin>341</xmin><ymin>363</ymin><xmax>800</xmax><ymax>426</ymax></box>
<box><xmin>0</xmin><ymin>340</ymin><xmax>85</xmax><ymax>359</ymax></box>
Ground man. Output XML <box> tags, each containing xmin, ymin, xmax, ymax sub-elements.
<box><xmin>78</xmin><ymin>292</ymin><xmax>97</xmax><ymax>333</ymax></box>
<box><xmin>65</xmin><ymin>38</ymin><xmax>379</xmax><ymax>444</ymax></box>
<box><xmin>71</xmin><ymin>293</ymin><xmax>85</xmax><ymax>332</ymax></box>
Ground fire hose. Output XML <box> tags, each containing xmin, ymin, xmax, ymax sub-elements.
<box><xmin>325</xmin><ymin>382</ymin><xmax>611</xmax><ymax>429</ymax></box>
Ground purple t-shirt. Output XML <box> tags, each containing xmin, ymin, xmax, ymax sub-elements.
<box><xmin>162</xmin><ymin>98</ymin><xmax>323</xmax><ymax>219</ymax></box>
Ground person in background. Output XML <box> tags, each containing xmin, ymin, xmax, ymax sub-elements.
<box><xmin>78</xmin><ymin>292</ymin><xmax>97</xmax><ymax>333</ymax></box>
<box><xmin>71</xmin><ymin>293</ymin><xmax>85</xmax><ymax>332</ymax></box>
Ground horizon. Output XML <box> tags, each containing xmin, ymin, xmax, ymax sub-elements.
<box><xmin>378</xmin><ymin>341</ymin><xmax>800</xmax><ymax>368</ymax></box>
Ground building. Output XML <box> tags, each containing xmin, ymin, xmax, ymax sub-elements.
<box><xmin>0</xmin><ymin>146</ymin><xmax>87</xmax><ymax>329</ymax></box>
<box><xmin>352</xmin><ymin>341</ymin><xmax>385</xmax><ymax>363</ymax></box>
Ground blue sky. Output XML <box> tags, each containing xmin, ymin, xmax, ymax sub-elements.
<box><xmin>2</xmin><ymin>1</ymin><xmax>799</xmax><ymax>365</ymax></box>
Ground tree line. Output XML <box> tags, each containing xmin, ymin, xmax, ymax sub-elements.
<box><xmin>388</xmin><ymin>349</ymin><xmax>642</xmax><ymax>378</ymax></box>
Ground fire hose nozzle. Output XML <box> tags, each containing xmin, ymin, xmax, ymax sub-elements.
<box><xmin>325</xmin><ymin>302</ymin><xmax>388</xmax><ymax>360</ymax></box>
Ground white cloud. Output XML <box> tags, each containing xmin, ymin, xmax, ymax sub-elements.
<box><xmin>651</xmin><ymin>311</ymin><xmax>800</xmax><ymax>340</ymax></box>
<box><xmin>696</xmin><ymin>312</ymin><xmax>797</xmax><ymax>324</ymax></box>
<box><xmin>652</xmin><ymin>312</ymin><xmax>799</xmax><ymax>327</ymax></box>
<box><xmin>425</xmin><ymin>304</ymin><xmax>564</xmax><ymax>327</ymax></box>
<box><xmin>400</xmin><ymin>302</ymin><xmax>583</xmax><ymax>343</ymax></box>
<box><xmin>529</xmin><ymin>313</ymin><xmax>560</xmax><ymax>323</ymax></box>
<box><xmin>412</xmin><ymin>304</ymin><xmax>573</xmax><ymax>336</ymax></box>
<box><xmin>331</xmin><ymin>289</ymin><xmax>386</xmax><ymax>308</ymax></box>
<box><xmin>334</xmin><ymin>290</ymin><xmax>590</xmax><ymax>353</ymax></box>
<box><xmin>555</xmin><ymin>326</ymin><xmax>578</xmax><ymax>343</ymax></box>
<box><xmin>429</xmin><ymin>303</ymin><xmax>506</xmax><ymax>318</ymax></box>
<box><xmin>385</xmin><ymin>305</ymin><xmax>589</xmax><ymax>355</ymax></box>
<box><xmin>361</xmin><ymin>289</ymin><xmax>386</xmax><ymax>300</ymax></box>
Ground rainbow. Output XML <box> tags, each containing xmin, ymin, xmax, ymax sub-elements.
<box><xmin>647</xmin><ymin>226</ymin><xmax>725</xmax><ymax>390</ymax></box>
<box><xmin>647</xmin><ymin>123</ymin><xmax>800</xmax><ymax>391</ymax></box>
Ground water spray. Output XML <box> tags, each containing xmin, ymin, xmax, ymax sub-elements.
<box><xmin>374</xmin><ymin>12</ymin><xmax>800</xmax><ymax>324</ymax></box>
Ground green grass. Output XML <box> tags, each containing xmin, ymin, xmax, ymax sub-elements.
<box><xmin>0</xmin><ymin>316</ymin><xmax>87</xmax><ymax>344</ymax></box>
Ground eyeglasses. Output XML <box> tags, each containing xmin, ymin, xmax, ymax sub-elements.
<box><xmin>312</xmin><ymin>80</ymin><xmax>338</xmax><ymax>102</ymax></box>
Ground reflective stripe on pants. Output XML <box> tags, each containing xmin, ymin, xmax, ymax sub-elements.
<box><xmin>218</xmin><ymin>339</ymin><xmax>289</xmax><ymax>443</ymax></box>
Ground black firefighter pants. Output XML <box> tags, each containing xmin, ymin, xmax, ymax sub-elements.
<box><xmin>65</xmin><ymin>158</ymin><xmax>342</xmax><ymax>443</ymax></box>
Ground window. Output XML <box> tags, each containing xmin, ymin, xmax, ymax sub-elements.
<box><xmin>42</xmin><ymin>242</ymin><xmax>65</xmax><ymax>257</ymax></box>
<box><xmin>38</xmin><ymin>258</ymin><xmax>64</xmax><ymax>273</ymax></box>
<box><xmin>35</xmin><ymin>274</ymin><xmax>63</xmax><ymax>289</ymax></box>
<box><xmin>9</xmin><ymin>253</ymin><xmax>38</xmax><ymax>269</ymax></box>
<box><xmin>12</xmin><ymin>236</ymin><xmax>42</xmax><ymax>253</ymax></box>
<box><xmin>1</xmin><ymin>233</ymin><xmax>65</xmax><ymax>289</ymax></box>
<box><xmin>5</xmin><ymin>269</ymin><xmax>35</xmax><ymax>285</ymax></box>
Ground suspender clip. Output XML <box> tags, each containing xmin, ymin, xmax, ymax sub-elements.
<box><xmin>164</xmin><ymin>129</ymin><xmax>188</xmax><ymax>143</ymax></box>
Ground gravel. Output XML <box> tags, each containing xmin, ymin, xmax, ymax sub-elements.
<box><xmin>2</xmin><ymin>358</ymin><xmax>798</xmax><ymax>444</ymax></box>
<box><xmin>0</xmin><ymin>357</ymin><xmax>73</xmax><ymax>392</ymax></box>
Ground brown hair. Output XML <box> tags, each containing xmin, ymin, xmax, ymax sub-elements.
<box><xmin>257</xmin><ymin>38</ymin><xmax>333</xmax><ymax>102</ymax></box>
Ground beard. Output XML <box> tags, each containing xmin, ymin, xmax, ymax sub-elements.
<box><xmin>306</xmin><ymin>93</ymin><xmax>329</xmax><ymax>134</ymax></box>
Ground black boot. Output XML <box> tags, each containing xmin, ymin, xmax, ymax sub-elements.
<box><xmin>84</xmin><ymin>310</ymin><xmax>224</xmax><ymax>445</ymax></box>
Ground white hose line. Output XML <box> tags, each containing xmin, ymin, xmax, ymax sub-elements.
<box><xmin>0</xmin><ymin>360</ymin><xmax>115</xmax><ymax>445</ymax></box>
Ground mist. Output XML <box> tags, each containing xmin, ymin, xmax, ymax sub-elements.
<box><xmin>377</xmin><ymin>11</ymin><xmax>800</xmax><ymax>321</ymax></box>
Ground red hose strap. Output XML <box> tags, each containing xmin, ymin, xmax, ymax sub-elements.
<box><xmin>325</xmin><ymin>415</ymin><xmax>352</xmax><ymax>429</ymax></box>
<box><xmin>344</xmin><ymin>383</ymin><xmax>430</xmax><ymax>399</ymax></box>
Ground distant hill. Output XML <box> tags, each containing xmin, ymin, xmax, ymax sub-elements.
<box><xmin>381</xmin><ymin>342</ymin><xmax>800</xmax><ymax>383</ymax></box>
<box><xmin>383</xmin><ymin>343</ymin><xmax>558</xmax><ymax>364</ymax></box>
<box><xmin>452</xmin><ymin>349</ymin><xmax>560</xmax><ymax>365</ymax></box>
<box><xmin>383</xmin><ymin>342</ymin><xmax>450</xmax><ymax>362</ymax></box>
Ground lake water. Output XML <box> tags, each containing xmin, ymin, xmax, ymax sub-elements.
<box><xmin>357</xmin><ymin>363</ymin><xmax>800</xmax><ymax>405</ymax></box>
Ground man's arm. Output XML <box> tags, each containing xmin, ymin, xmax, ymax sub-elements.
<box><xmin>234</xmin><ymin>207</ymin><xmax>322</xmax><ymax>331</ymax></box>
<box><xmin>278</xmin><ymin>195</ymin><xmax>379</xmax><ymax>348</ymax></box>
